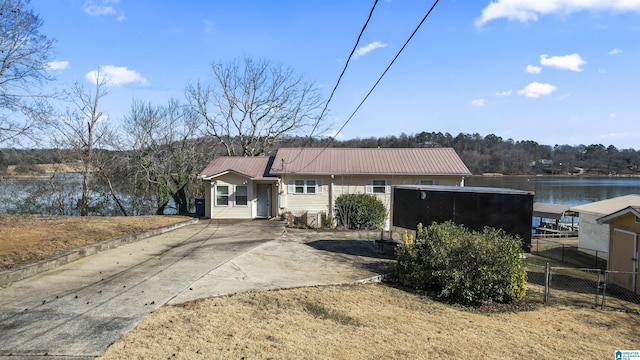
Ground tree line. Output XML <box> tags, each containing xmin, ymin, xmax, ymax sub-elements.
<box><xmin>0</xmin><ymin>0</ymin><xmax>637</xmax><ymax>217</ymax></box>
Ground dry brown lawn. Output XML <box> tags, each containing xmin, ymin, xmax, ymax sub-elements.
<box><xmin>0</xmin><ymin>214</ymin><xmax>193</xmax><ymax>270</ymax></box>
<box><xmin>3</xmin><ymin>163</ymin><xmax>83</xmax><ymax>177</ymax></box>
<box><xmin>1</xmin><ymin>214</ymin><xmax>638</xmax><ymax>359</ymax></box>
<box><xmin>99</xmin><ymin>283</ymin><xmax>639</xmax><ymax>360</ymax></box>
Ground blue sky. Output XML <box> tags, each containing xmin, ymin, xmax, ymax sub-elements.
<box><xmin>33</xmin><ymin>0</ymin><xmax>640</xmax><ymax>149</ymax></box>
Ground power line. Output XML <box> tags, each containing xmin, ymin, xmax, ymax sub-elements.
<box><xmin>294</xmin><ymin>0</ymin><xmax>441</xmax><ymax>171</ymax></box>
<box><xmin>283</xmin><ymin>0</ymin><xmax>379</xmax><ymax>166</ymax></box>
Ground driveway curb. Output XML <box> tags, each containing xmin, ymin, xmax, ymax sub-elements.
<box><xmin>0</xmin><ymin>218</ymin><xmax>199</xmax><ymax>287</ymax></box>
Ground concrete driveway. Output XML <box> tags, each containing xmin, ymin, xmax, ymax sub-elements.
<box><xmin>0</xmin><ymin>220</ymin><xmax>393</xmax><ymax>359</ymax></box>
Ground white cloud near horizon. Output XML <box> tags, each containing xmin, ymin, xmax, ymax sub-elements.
<box><xmin>85</xmin><ymin>65</ymin><xmax>148</xmax><ymax>86</ymax></box>
<box><xmin>518</xmin><ymin>82</ymin><xmax>557</xmax><ymax>98</ymax></box>
<box><xmin>609</xmin><ymin>47</ymin><xmax>623</xmax><ymax>55</ymax></box>
<box><xmin>540</xmin><ymin>53</ymin><xmax>586</xmax><ymax>72</ymax></box>
<box><xmin>84</xmin><ymin>0</ymin><xmax>126</xmax><ymax>21</ymax></box>
<box><xmin>47</xmin><ymin>61</ymin><xmax>70</xmax><ymax>71</ymax></box>
<box><xmin>353</xmin><ymin>41</ymin><xmax>389</xmax><ymax>59</ymax></box>
<box><xmin>496</xmin><ymin>90</ymin><xmax>512</xmax><ymax>97</ymax></box>
<box><xmin>471</xmin><ymin>99</ymin><xmax>485</xmax><ymax>106</ymax></box>
<box><xmin>476</xmin><ymin>0</ymin><xmax>640</xmax><ymax>26</ymax></box>
<box><xmin>526</xmin><ymin>65</ymin><xmax>542</xmax><ymax>74</ymax></box>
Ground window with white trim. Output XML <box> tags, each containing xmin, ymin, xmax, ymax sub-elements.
<box><xmin>419</xmin><ymin>180</ymin><xmax>435</xmax><ymax>185</ymax></box>
<box><xmin>306</xmin><ymin>180</ymin><xmax>316</xmax><ymax>194</ymax></box>
<box><xmin>216</xmin><ymin>185</ymin><xmax>229</xmax><ymax>206</ymax></box>
<box><xmin>289</xmin><ymin>180</ymin><xmax>322</xmax><ymax>194</ymax></box>
<box><xmin>366</xmin><ymin>180</ymin><xmax>390</xmax><ymax>194</ymax></box>
<box><xmin>235</xmin><ymin>185</ymin><xmax>248</xmax><ymax>206</ymax></box>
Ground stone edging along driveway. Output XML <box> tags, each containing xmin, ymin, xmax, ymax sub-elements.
<box><xmin>0</xmin><ymin>218</ymin><xmax>199</xmax><ymax>287</ymax></box>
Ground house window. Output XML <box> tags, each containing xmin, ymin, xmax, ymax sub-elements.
<box><xmin>290</xmin><ymin>180</ymin><xmax>322</xmax><ymax>194</ymax></box>
<box><xmin>216</xmin><ymin>185</ymin><xmax>229</xmax><ymax>206</ymax></box>
<box><xmin>419</xmin><ymin>180</ymin><xmax>434</xmax><ymax>185</ymax></box>
<box><xmin>306</xmin><ymin>180</ymin><xmax>316</xmax><ymax>194</ymax></box>
<box><xmin>366</xmin><ymin>180</ymin><xmax>389</xmax><ymax>194</ymax></box>
<box><xmin>372</xmin><ymin>180</ymin><xmax>387</xmax><ymax>194</ymax></box>
<box><xmin>235</xmin><ymin>185</ymin><xmax>248</xmax><ymax>206</ymax></box>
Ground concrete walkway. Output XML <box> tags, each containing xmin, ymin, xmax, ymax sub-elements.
<box><xmin>0</xmin><ymin>220</ymin><xmax>393</xmax><ymax>359</ymax></box>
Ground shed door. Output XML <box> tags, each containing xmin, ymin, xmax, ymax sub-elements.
<box><xmin>610</xmin><ymin>229</ymin><xmax>638</xmax><ymax>292</ymax></box>
<box><xmin>257</xmin><ymin>184</ymin><xmax>271</xmax><ymax>218</ymax></box>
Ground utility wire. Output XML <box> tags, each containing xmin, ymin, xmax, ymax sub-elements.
<box><xmin>294</xmin><ymin>0</ymin><xmax>441</xmax><ymax>171</ymax></box>
<box><xmin>283</xmin><ymin>0</ymin><xmax>379</xmax><ymax>166</ymax></box>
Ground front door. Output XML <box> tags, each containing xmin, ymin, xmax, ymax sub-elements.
<box><xmin>610</xmin><ymin>229</ymin><xmax>638</xmax><ymax>292</ymax></box>
<box><xmin>256</xmin><ymin>184</ymin><xmax>271</xmax><ymax>218</ymax></box>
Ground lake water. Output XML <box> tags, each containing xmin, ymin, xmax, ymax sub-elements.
<box><xmin>466</xmin><ymin>176</ymin><xmax>640</xmax><ymax>207</ymax></box>
<box><xmin>2</xmin><ymin>175</ymin><xmax>640</xmax><ymax>216</ymax></box>
<box><xmin>466</xmin><ymin>175</ymin><xmax>640</xmax><ymax>228</ymax></box>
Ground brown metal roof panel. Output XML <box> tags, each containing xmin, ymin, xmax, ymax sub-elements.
<box><xmin>271</xmin><ymin>147</ymin><xmax>471</xmax><ymax>175</ymax></box>
<box><xmin>200</xmin><ymin>156</ymin><xmax>275</xmax><ymax>179</ymax></box>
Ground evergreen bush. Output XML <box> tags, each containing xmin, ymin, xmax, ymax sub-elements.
<box><xmin>334</xmin><ymin>193</ymin><xmax>386</xmax><ymax>230</ymax></box>
<box><xmin>396</xmin><ymin>221</ymin><xmax>527</xmax><ymax>304</ymax></box>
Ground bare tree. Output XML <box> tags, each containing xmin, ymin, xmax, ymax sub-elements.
<box><xmin>0</xmin><ymin>0</ymin><xmax>55</xmax><ymax>145</ymax></box>
<box><xmin>51</xmin><ymin>73</ymin><xmax>113</xmax><ymax>216</ymax></box>
<box><xmin>123</xmin><ymin>98</ymin><xmax>205</xmax><ymax>215</ymax></box>
<box><xmin>186</xmin><ymin>56</ymin><xmax>325</xmax><ymax>156</ymax></box>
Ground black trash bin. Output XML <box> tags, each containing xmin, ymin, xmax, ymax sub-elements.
<box><xmin>195</xmin><ymin>198</ymin><xmax>205</xmax><ymax>217</ymax></box>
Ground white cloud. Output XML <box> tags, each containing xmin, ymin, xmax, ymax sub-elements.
<box><xmin>540</xmin><ymin>53</ymin><xmax>586</xmax><ymax>72</ymax></box>
<box><xmin>609</xmin><ymin>47</ymin><xmax>623</xmax><ymax>55</ymax></box>
<box><xmin>471</xmin><ymin>99</ymin><xmax>485</xmax><ymax>106</ymax></box>
<box><xmin>476</xmin><ymin>0</ymin><xmax>640</xmax><ymax>26</ymax></box>
<box><xmin>496</xmin><ymin>90</ymin><xmax>512</xmax><ymax>97</ymax></box>
<box><xmin>525</xmin><ymin>65</ymin><xmax>542</xmax><ymax>74</ymax></box>
<box><xmin>46</xmin><ymin>61</ymin><xmax>70</xmax><ymax>71</ymax></box>
<box><xmin>85</xmin><ymin>65</ymin><xmax>148</xmax><ymax>86</ymax></box>
<box><xmin>353</xmin><ymin>41</ymin><xmax>389</xmax><ymax>59</ymax></box>
<box><xmin>84</xmin><ymin>0</ymin><xmax>125</xmax><ymax>21</ymax></box>
<box><xmin>517</xmin><ymin>82</ymin><xmax>557</xmax><ymax>98</ymax></box>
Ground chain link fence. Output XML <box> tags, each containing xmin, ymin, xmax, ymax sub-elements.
<box><xmin>527</xmin><ymin>263</ymin><xmax>640</xmax><ymax>313</ymax></box>
<box><xmin>530</xmin><ymin>237</ymin><xmax>607</xmax><ymax>270</ymax></box>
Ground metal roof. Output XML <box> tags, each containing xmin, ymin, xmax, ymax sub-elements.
<box><xmin>395</xmin><ymin>184</ymin><xmax>532</xmax><ymax>195</ymax></box>
<box><xmin>270</xmin><ymin>147</ymin><xmax>472</xmax><ymax>175</ymax></box>
<box><xmin>533</xmin><ymin>203</ymin><xmax>573</xmax><ymax>220</ymax></box>
<box><xmin>199</xmin><ymin>156</ymin><xmax>276</xmax><ymax>180</ymax></box>
<box><xmin>597</xmin><ymin>206</ymin><xmax>640</xmax><ymax>224</ymax></box>
<box><xmin>569</xmin><ymin>194</ymin><xmax>640</xmax><ymax>216</ymax></box>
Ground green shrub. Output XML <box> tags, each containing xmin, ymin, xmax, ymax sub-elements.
<box><xmin>396</xmin><ymin>221</ymin><xmax>527</xmax><ymax>304</ymax></box>
<box><xmin>334</xmin><ymin>193</ymin><xmax>386</xmax><ymax>230</ymax></box>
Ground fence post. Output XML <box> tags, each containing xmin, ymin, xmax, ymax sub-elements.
<box><xmin>544</xmin><ymin>262</ymin><xmax>550</xmax><ymax>304</ymax></box>
<box><xmin>601</xmin><ymin>271</ymin><xmax>608</xmax><ymax>310</ymax></box>
<box><xmin>595</xmin><ymin>272</ymin><xmax>600</xmax><ymax>308</ymax></box>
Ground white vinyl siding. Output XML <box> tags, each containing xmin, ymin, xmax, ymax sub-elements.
<box><xmin>280</xmin><ymin>174</ymin><xmax>464</xmax><ymax>219</ymax></box>
<box><xmin>283</xmin><ymin>177</ymin><xmax>328</xmax><ymax>215</ymax></box>
<box><xmin>209</xmin><ymin>173</ymin><xmax>255</xmax><ymax>219</ymax></box>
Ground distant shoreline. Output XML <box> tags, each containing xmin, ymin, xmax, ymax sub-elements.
<box><xmin>2</xmin><ymin>164</ymin><xmax>640</xmax><ymax>179</ymax></box>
